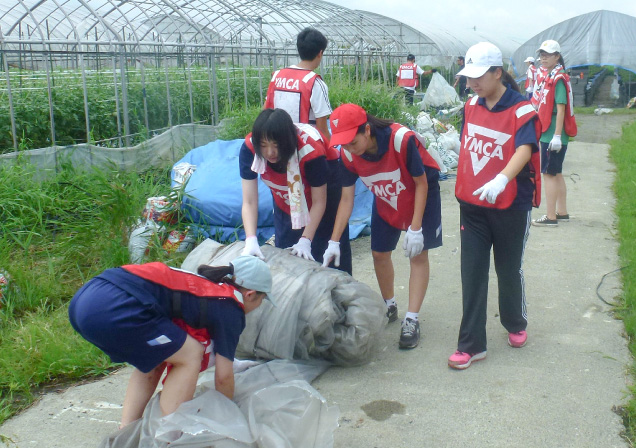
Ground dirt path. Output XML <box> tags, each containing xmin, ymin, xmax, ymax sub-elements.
<box><xmin>1</xmin><ymin>113</ymin><xmax>634</xmax><ymax>448</ymax></box>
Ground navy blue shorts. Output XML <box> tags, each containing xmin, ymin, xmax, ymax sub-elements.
<box><xmin>370</xmin><ymin>185</ymin><xmax>443</xmax><ymax>253</ymax></box>
<box><xmin>540</xmin><ymin>141</ymin><xmax>568</xmax><ymax>175</ymax></box>
<box><xmin>68</xmin><ymin>278</ymin><xmax>187</xmax><ymax>373</ymax></box>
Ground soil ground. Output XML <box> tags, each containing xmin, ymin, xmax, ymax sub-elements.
<box><xmin>1</xmin><ymin>113</ymin><xmax>635</xmax><ymax>448</ymax></box>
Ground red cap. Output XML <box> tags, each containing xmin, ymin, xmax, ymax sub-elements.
<box><xmin>329</xmin><ymin>103</ymin><xmax>367</xmax><ymax>146</ymax></box>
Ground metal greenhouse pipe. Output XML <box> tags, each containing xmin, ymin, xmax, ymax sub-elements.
<box><xmin>1</xmin><ymin>40</ymin><xmax>19</xmax><ymax>152</ymax></box>
<box><xmin>118</xmin><ymin>49</ymin><xmax>130</xmax><ymax>147</ymax></box>
<box><xmin>111</xmin><ymin>55</ymin><xmax>123</xmax><ymax>148</ymax></box>
<box><xmin>163</xmin><ymin>55</ymin><xmax>173</xmax><ymax>129</ymax></box>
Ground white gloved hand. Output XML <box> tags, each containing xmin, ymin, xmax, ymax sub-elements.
<box><xmin>241</xmin><ymin>235</ymin><xmax>265</xmax><ymax>260</ymax></box>
<box><xmin>290</xmin><ymin>237</ymin><xmax>315</xmax><ymax>261</ymax></box>
<box><xmin>473</xmin><ymin>173</ymin><xmax>509</xmax><ymax>204</ymax></box>
<box><xmin>548</xmin><ymin>134</ymin><xmax>562</xmax><ymax>152</ymax></box>
<box><xmin>322</xmin><ymin>240</ymin><xmax>341</xmax><ymax>267</ymax></box>
<box><xmin>402</xmin><ymin>226</ymin><xmax>424</xmax><ymax>258</ymax></box>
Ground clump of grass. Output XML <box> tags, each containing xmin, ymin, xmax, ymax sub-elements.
<box><xmin>609</xmin><ymin>119</ymin><xmax>636</xmax><ymax>440</ymax></box>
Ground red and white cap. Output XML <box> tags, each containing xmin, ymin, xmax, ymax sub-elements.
<box><xmin>329</xmin><ymin>103</ymin><xmax>367</xmax><ymax>146</ymax></box>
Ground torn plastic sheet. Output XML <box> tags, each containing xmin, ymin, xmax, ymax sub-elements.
<box><xmin>99</xmin><ymin>360</ymin><xmax>337</xmax><ymax>448</ymax></box>
<box><xmin>181</xmin><ymin>239</ymin><xmax>387</xmax><ymax>366</ymax></box>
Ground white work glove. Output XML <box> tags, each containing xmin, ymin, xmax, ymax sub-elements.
<box><xmin>290</xmin><ymin>237</ymin><xmax>315</xmax><ymax>261</ymax></box>
<box><xmin>242</xmin><ymin>235</ymin><xmax>265</xmax><ymax>260</ymax></box>
<box><xmin>402</xmin><ymin>226</ymin><xmax>424</xmax><ymax>258</ymax></box>
<box><xmin>322</xmin><ymin>240</ymin><xmax>341</xmax><ymax>267</ymax></box>
<box><xmin>548</xmin><ymin>134</ymin><xmax>562</xmax><ymax>152</ymax></box>
<box><xmin>473</xmin><ymin>173</ymin><xmax>509</xmax><ymax>204</ymax></box>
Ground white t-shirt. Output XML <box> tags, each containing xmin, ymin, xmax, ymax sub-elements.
<box><xmin>285</xmin><ymin>65</ymin><xmax>332</xmax><ymax>121</ymax></box>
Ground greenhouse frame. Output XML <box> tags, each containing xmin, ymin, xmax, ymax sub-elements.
<box><xmin>1</xmin><ymin>0</ymin><xmax>418</xmax><ymax>154</ymax></box>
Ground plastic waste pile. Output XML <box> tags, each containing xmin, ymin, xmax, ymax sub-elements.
<box><xmin>99</xmin><ymin>360</ymin><xmax>339</xmax><ymax>448</ymax></box>
<box><xmin>594</xmin><ymin>108</ymin><xmax>614</xmax><ymax>115</ymax></box>
<box><xmin>420</xmin><ymin>72</ymin><xmax>461</xmax><ymax>110</ymax></box>
<box><xmin>181</xmin><ymin>239</ymin><xmax>387</xmax><ymax>365</ymax></box>
<box><xmin>415</xmin><ymin>112</ymin><xmax>460</xmax><ymax>174</ymax></box>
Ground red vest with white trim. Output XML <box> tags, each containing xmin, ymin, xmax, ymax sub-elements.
<box><xmin>245</xmin><ymin>123</ymin><xmax>334</xmax><ymax>215</ymax></box>
<box><xmin>536</xmin><ymin>71</ymin><xmax>578</xmax><ymax>137</ymax></box>
<box><xmin>525</xmin><ymin>65</ymin><xmax>537</xmax><ymax>90</ymax></box>
<box><xmin>456</xmin><ymin>96</ymin><xmax>542</xmax><ymax>209</ymax></box>
<box><xmin>397</xmin><ymin>63</ymin><xmax>419</xmax><ymax>88</ymax></box>
<box><xmin>264</xmin><ymin>67</ymin><xmax>319</xmax><ymax>124</ymax></box>
<box><xmin>121</xmin><ymin>262</ymin><xmax>244</xmax><ymax>309</ymax></box>
<box><xmin>341</xmin><ymin>124</ymin><xmax>439</xmax><ymax>230</ymax></box>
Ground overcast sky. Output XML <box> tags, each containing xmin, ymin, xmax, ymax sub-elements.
<box><xmin>333</xmin><ymin>0</ymin><xmax>636</xmax><ymax>43</ymax></box>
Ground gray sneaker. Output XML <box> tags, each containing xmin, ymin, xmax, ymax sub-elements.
<box><xmin>386</xmin><ymin>304</ymin><xmax>398</xmax><ymax>323</ymax></box>
<box><xmin>399</xmin><ymin>318</ymin><xmax>420</xmax><ymax>349</ymax></box>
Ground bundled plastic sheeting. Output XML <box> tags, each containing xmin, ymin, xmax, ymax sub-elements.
<box><xmin>422</xmin><ymin>73</ymin><xmax>461</xmax><ymax>109</ymax></box>
<box><xmin>181</xmin><ymin>239</ymin><xmax>387</xmax><ymax>366</ymax></box>
<box><xmin>99</xmin><ymin>360</ymin><xmax>337</xmax><ymax>448</ymax></box>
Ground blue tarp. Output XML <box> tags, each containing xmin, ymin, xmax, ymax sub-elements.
<box><xmin>172</xmin><ymin>139</ymin><xmax>372</xmax><ymax>243</ymax></box>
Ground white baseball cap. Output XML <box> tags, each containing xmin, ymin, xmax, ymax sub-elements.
<box><xmin>524</xmin><ymin>56</ymin><xmax>535</xmax><ymax>63</ymax></box>
<box><xmin>457</xmin><ymin>42</ymin><xmax>503</xmax><ymax>79</ymax></box>
<box><xmin>537</xmin><ymin>40</ymin><xmax>561</xmax><ymax>54</ymax></box>
<box><xmin>231</xmin><ymin>255</ymin><xmax>275</xmax><ymax>305</ymax></box>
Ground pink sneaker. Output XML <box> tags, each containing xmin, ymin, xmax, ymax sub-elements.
<box><xmin>448</xmin><ymin>350</ymin><xmax>487</xmax><ymax>370</ymax></box>
<box><xmin>508</xmin><ymin>331</ymin><xmax>527</xmax><ymax>348</ymax></box>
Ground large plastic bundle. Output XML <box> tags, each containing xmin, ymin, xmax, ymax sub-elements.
<box><xmin>422</xmin><ymin>72</ymin><xmax>461</xmax><ymax>109</ymax></box>
<box><xmin>181</xmin><ymin>239</ymin><xmax>387</xmax><ymax>366</ymax></box>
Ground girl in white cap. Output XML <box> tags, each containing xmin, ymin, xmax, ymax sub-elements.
<box><xmin>524</xmin><ymin>56</ymin><xmax>537</xmax><ymax>100</ymax></box>
<box><xmin>324</xmin><ymin>103</ymin><xmax>442</xmax><ymax>350</ymax></box>
<box><xmin>531</xmin><ymin>39</ymin><xmax>578</xmax><ymax>227</ymax></box>
<box><xmin>69</xmin><ymin>256</ymin><xmax>273</xmax><ymax>427</ymax></box>
<box><xmin>448</xmin><ymin>42</ymin><xmax>541</xmax><ymax>370</ymax></box>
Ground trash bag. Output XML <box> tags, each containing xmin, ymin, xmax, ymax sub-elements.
<box><xmin>422</xmin><ymin>73</ymin><xmax>461</xmax><ymax>109</ymax></box>
<box><xmin>181</xmin><ymin>239</ymin><xmax>387</xmax><ymax>366</ymax></box>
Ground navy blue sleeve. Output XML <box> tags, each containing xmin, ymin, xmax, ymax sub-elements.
<box><xmin>514</xmin><ymin>117</ymin><xmax>540</xmax><ymax>153</ymax></box>
<box><xmin>405</xmin><ymin>135</ymin><xmax>425</xmax><ymax>177</ymax></box>
<box><xmin>339</xmin><ymin>158</ymin><xmax>359</xmax><ymax>187</ymax></box>
<box><xmin>304</xmin><ymin>156</ymin><xmax>329</xmax><ymax>187</ymax></box>
<box><xmin>239</xmin><ymin>142</ymin><xmax>258</xmax><ymax>180</ymax></box>
<box><xmin>206</xmin><ymin>299</ymin><xmax>246</xmax><ymax>361</ymax></box>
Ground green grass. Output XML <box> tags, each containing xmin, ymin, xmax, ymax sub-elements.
<box><xmin>609</xmin><ymin>119</ymin><xmax>636</xmax><ymax>441</ymax></box>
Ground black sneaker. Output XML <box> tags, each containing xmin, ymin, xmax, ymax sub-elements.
<box><xmin>399</xmin><ymin>318</ymin><xmax>420</xmax><ymax>349</ymax></box>
<box><xmin>531</xmin><ymin>215</ymin><xmax>558</xmax><ymax>227</ymax></box>
<box><xmin>386</xmin><ymin>304</ymin><xmax>398</xmax><ymax>323</ymax></box>
<box><xmin>556</xmin><ymin>213</ymin><xmax>570</xmax><ymax>222</ymax></box>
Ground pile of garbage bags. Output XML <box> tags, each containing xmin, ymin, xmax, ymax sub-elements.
<box><xmin>181</xmin><ymin>239</ymin><xmax>387</xmax><ymax>366</ymax></box>
<box><xmin>415</xmin><ymin>112</ymin><xmax>460</xmax><ymax>174</ymax></box>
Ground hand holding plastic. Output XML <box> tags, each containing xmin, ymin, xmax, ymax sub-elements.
<box><xmin>322</xmin><ymin>240</ymin><xmax>341</xmax><ymax>267</ymax></box>
<box><xmin>473</xmin><ymin>173</ymin><xmax>509</xmax><ymax>204</ymax></box>
<box><xmin>242</xmin><ymin>235</ymin><xmax>265</xmax><ymax>260</ymax></box>
<box><xmin>290</xmin><ymin>237</ymin><xmax>315</xmax><ymax>261</ymax></box>
<box><xmin>402</xmin><ymin>226</ymin><xmax>424</xmax><ymax>258</ymax></box>
<box><xmin>548</xmin><ymin>134</ymin><xmax>562</xmax><ymax>152</ymax></box>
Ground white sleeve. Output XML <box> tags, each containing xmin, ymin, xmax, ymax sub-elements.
<box><xmin>416</xmin><ymin>65</ymin><xmax>425</xmax><ymax>75</ymax></box>
<box><xmin>309</xmin><ymin>77</ymin><xmax>332</xmax><ymax>120</ymax></box>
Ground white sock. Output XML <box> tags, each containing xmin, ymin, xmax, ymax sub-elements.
<box><xmin>405</xmin><ymin>312</ymin><xmax>419</xmax><ymax>322</ymax></box>
<box><xmin>384</xmin><ymin>297</ymin><xmax>396</xmax><ymax>308</ymax></box>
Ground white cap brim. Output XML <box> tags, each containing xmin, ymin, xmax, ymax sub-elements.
<box><xmin>457</xmin><ymin>65</ymin><xmax>490</xmax><ymax>79</ymax></box>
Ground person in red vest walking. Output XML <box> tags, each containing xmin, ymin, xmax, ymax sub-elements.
<box><xmin>396</xmin><ymin>54</ymin><xmax>433</xmax><ymax>105</ymax></box>
<box><xmin>524</xmin><ymin>56</ymin><xmax>537</xmax><ymax>100</ymax></box>
<box><xmin>264</xmin><ymin>28</ymin><xmax>332</xmax><ymax>143</ymax></box>
<box><xmin>448</xmin><ymin>42</ymin><xmax>541</xmax><ymax>370</ymax></box>
<box><xmin>68</xmin><ymin>256</ymin><xmax>273</xmax><ymax>427</ymax></box>
<box><xmin>531</xmin><ymin>40</ymin><xmax>577</xmax><ymax>227</ymax></box>
<box><xmin>240</xmin><ymin>108</ymin><xmax>352</xmax><ymax>274</ymax></box>
<box><xmin>323</xmin><ymin>103</ymin><xmax>442</xmax><ymax>349</ymax></box>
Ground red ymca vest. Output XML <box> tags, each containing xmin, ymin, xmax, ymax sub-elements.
<box><xmin>246</xmin><ymin>123</ymin><xmax>334</xmax><ymax>215</ymax></box>
<box><xmin>264</xmin><ymin>67</ymin><xmax>319</xmax><ymax>123</ymax></box>
<box><xmin>121</xmin><ymin>262</ymin><xmax>244</xmax><ymax>308</ymax></box>
<box><xmin>525</xmin><ymin>65</ymin><xmax>537</xmax><ymax>90</ymax></box>
<box><xmin>341</xmin><ymin>124</ymin><xmax>439</xmax><ymax>230</ymax></box>
<box><xmin>531</xmin><ymin>67</ymin><xmax>548</xmax><ymax>109</ymax></box>
<box><xmin>397</xmin><ymin>63</ymin><xmax>418</xmax><ymax>88</ymax></box>
<box><xmin>456</xmin><ymin>96</ymin><xmax>542</xmax><ymax>209</ymax></box>
<box><xmin>536</xmin><ymin>71</ymin><xmax>578</xmax><ymax>137</ymax></box>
